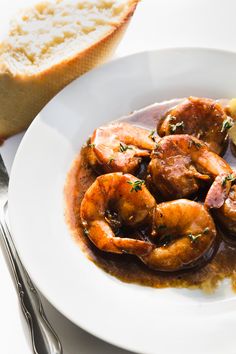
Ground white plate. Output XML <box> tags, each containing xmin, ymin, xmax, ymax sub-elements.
<box><xmin>8</xmin><ymin>48</ymin><xmax>236</xmax><ymax>354</ymax></box>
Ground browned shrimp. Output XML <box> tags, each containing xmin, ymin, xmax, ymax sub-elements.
<box><xmin>205</xmin><ymin>173</ymin><xmax>236</xmax><ymax>238</ymax></box>
<box><xmin>80</xmin><ymin>173</ymin><xmax>156</xmax><ymax>256</ymax></box>
<box><xmin>86</xmin><ymin>122</ymin><xmax>156</xmax><ymax>174</ymax></box>
<box><xmin>140</xmin><ymin>199</ymin><xmax>217</xmax><ymax>272</ymax></box>
<box><xmin>148</xmin><ymin>134</ymin><xmax>232</xmax><ymax>199</ymax></box>
<box><xmin>158</xmin><ymin>97</ymin><xmax>230</xmax><ymax>155</ymax></box>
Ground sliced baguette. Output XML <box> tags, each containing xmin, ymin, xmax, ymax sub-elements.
<box><xmin>0</xmin><ymin>0</ymin><xmax>139</xmax><ymax>139</ymax></box>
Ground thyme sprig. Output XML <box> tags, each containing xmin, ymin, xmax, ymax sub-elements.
<box><xmin>187</xmin><ymin>227</ymin><xmax>209</xmax><ymax>243</ymax></box>
<box><xmin>127</xmin><ymin>179</ymin><xmax>145</xmax><ymax>192</ymax></box>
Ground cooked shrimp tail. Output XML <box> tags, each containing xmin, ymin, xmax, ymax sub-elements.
<box><xmin>141</xmin><ymin>199</ymin><xmax>217</xmax><ymax>271</ymax></box>
<box><xmin>80</xmin><ymin>173</ymin><xmax>156</xmax><ymax>256</ymax></box>
<box><xmin>84</xmin><ymin>220</ymin><xmax>153</xmax><ymax>256</ymax></box>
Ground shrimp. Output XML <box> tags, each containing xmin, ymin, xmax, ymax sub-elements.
<box><xmin>140</xmin><ymin>199</ymin><xmax>217</xmax><ymax>272</ymax></box>
<box><xmin>80</xmin><ymin>173</ymin><xmax>156</xmax><ymax>256</ymax></box>
<box><xmin>148</xmin><ymin>134</ymin><xmax>232</xmax><ymax>199</ymax></box>
<box><xmin>86</xmin><ymin>122</ymin><xmax>156</xmax><ymax>174</ymax></box>
<box><xmin>80</xmin><ymin>173</ymin><xmax>216</xmax><ymax>271</ymax></box>
<box><xmin>205</xmin><ymin>173</ymin><xmax>236</xmax><ymax>239</ymax></box>
<box><xmin>158</xmin><ymin>97</ymin><xmax>230</xmax><ymax>155</ymax></box>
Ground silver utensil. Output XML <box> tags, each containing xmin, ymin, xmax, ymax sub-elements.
<box><xmin>0</xmin><ymin>154</ymin><xmax>62</xmax><ymax>354</ymax></box>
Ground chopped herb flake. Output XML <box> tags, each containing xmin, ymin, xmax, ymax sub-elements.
<box><xmin>169</xmin><ymin>121</ymin><xmax>185</xmax><ymax>133</ymax></box>
<box><xmin>149</xmin><ymin>129</ymin><xmax>156</xmax><ymax>141</ymax></box>
<box><xmin>221</xmin><ymin>117</ymin><xmax>234</xmax><ymax>132</ymax></box>
<box><xmin>222</xmin><ymin>173</ymin><xmax>236</xmax><ymax>186</ymax></box>
<box><xmin>188</xmin><ymin>233</ymin><xmax>202</xmax><ymax>243</ymax></box>
<box><xmin>191</xmin><ymin>139</ymin><xmax>202</xmax><ymax>149</ymax></box>
<box><xmin>119</xmin><ymin>142</ymin><xmax>133</xmax><ymax>153</ymax></box>
<box><xmin>108</xmin><ymin>157</ymin><xmax>115</xmax><ymax>164</ymax></box>
<box><xmin>88</xmin><ymin>143</ymin><xmax>95</xmax><ymax>148</ymax></box>
<box><xmin>167</xmin><ymin>114</ymin><xmax>176</xmax><ymax>122</ymax></box>
<box><xmin>127</xmin><ymin>179</ymin><xmax>145</xmax><ymax>192</ymax></box>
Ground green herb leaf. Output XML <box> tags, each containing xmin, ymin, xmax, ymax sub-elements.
<box><xmin>222</xmin><ymin>173</ymin><xmax>236</xmax><ymax>186</ymax></box>
<box><xmin>167</xmin><ymin>114</ymin><xmax>176</xmax><ymax>122</ymax></box>
<box><xmin>188</xmin><ymin>228</ymin><xmax>210</xmax><ymax>242</ymax></box>
<box><xmin>119</xmin><ymin>142</ymin><xmax>133</xmax><ymax>153</ymax></box>
<box><xmin>221</xmin><ymin>117</ymin><xmax>234</xmax><ymax>132</ymax></box>
<box><xmin>127</xmin><ymin>180</ymin><xmax>145</xmax><ymax>192</ymax></box>
<box><xmin>148</xmin><ymin>129</ymin><xmax>156</xmax><ymax>141</ymax></box>
<box><xmin>152</xmin><ymin>141</ymin><xmax>161</xmax><ymax>156</ymax></box>
<box><xmin>191</xmin><ymin>139</ymin><xmax>202</xmax><ymax>149</ymax></box>
<box><xmin>108</xmin><ymin>157</ymin><xmax>115</xmax><ymax>164</ymax></box>
<box><xmin>169</xmin><ymin>121</ymin><xmax>185</xmax><ymax>133</ymax></box>
<box><xmin>88</xmin><ymin>143</ymin><xmax>95</xmax><ymax>148</ymax></box>
<box><xmin>188</xmin><ymin>233</ymin><xmax>202</xmax><ymax>243</ymax></box>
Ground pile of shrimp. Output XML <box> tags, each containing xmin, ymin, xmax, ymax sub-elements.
<box><xmin>80</xmin><ymin>97</ymin><xmax>236</xmax><ymax>272</ymax></box>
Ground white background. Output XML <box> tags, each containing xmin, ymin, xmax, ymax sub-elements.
<box><xmin>0</xmin><ymin>0</ymin><xmax>236</xmax><ymax>353</ymax></box>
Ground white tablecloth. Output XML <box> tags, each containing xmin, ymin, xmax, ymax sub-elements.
<box><xmin>0</xmin><ymin>0</ymin><xmax>236</xmax><ymax>353</ymax></box>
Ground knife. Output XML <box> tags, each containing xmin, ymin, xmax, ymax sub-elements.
<box><xmin>0</xmin><ymin>154</ymin><xmax>62</xmax><ymax>354</ymax></box>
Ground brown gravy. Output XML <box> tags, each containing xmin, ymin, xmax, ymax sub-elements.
<box><xmin>65</xmin><ymin>98</ymin><xmax>236</xmax><ymax>292</ymax></box>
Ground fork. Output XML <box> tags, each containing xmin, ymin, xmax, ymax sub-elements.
<box><xmin>0</xmin><ymin>154</ymin><xmax>62</xmax><ymax>354</ymax></box>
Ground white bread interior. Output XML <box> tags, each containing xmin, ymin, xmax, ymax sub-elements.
<box><xmin>0</xmin><ymin>0</ymin><xmax>138</xmax><ymax>139</ymax></box>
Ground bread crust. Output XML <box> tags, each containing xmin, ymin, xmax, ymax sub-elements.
<box><xmin>0</xmin><ymin>0</ymin><xmax>139</xmax><ymax>138</ymax></box>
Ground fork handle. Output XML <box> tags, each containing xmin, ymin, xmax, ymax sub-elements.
<box><xmin>0</xmin><ymin>205</ymin><xmax>62</xmax><ymax>354</ymax></box>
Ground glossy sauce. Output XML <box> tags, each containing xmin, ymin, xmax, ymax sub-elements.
<box><xmin>65</xmin><ymin>99</ymin><xmax>236</xmax><ymax>292</ymax></box>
